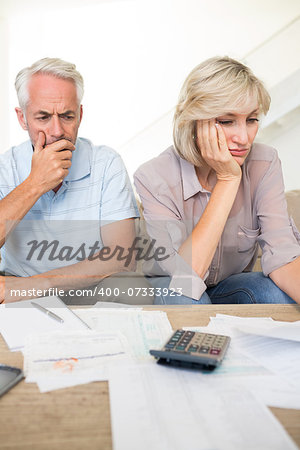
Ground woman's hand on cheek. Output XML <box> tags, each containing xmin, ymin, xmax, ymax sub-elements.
<box><xmin>196</xmin><ymin>120</ymin><xmax>241</xmax><ymax>182</ymax></box>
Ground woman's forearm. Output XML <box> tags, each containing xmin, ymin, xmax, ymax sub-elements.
<box><xmin>270</xmin><ymin>256</ymin><xmax>300</xmax><ymax>304</ymax></box>
<box><xmin>179</xmin><ymin>177</ymin><xmax>241</xmax><ymax>278</ymax></box>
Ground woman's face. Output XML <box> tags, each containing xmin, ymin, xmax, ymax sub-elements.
<box><xmin>215</xmin><ymin>98</ymin><xmax>260</xmax><ymax>166</ymax></box>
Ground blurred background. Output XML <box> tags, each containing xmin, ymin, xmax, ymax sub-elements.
<box><xmin>0</xmin><ymin>0</ymin><xmax>300</xmax><ymax>189</ymax></box>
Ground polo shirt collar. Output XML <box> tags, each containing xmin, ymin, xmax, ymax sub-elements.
<box><xmin>13</xmin><ymin>141</ymin><xmax>34</xmax><ymax>183</ymax></box>
<box><xmin>179</xmin><ymin>157</ymin><xmax>208</xmax><ymax>200</ymax></box>
<box><xmin>64</xmin><ymin>137</ymin><xmax>91</xmax><ymax>181</ymax></box>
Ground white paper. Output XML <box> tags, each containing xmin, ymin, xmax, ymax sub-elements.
<box><xmin>0</xmin><ymin>296</ymin><xmax>89</xmax><ymax>351</ymax></box>
<box><xmin>184</xmin><ymin>316</ymin><xmax>300</xmax><ymax>409</ymax></box>
<box><xmin>231</xmin><ymin>374</ymin><xmax>300</xmax><ymax>409</ymax></box>
<box><xmin>24</xmin><ymin>330</ymin><xmax>132</xmax><ymax>392</ymax></box>
<box><xmin>207</xmin><ymin>315</ymin><xmax>300</xmax><ymax>390</ymax></box>
<box><xmin>76</xmin><ymin>308</ymin><xmax>173</xmax><ymax>360</ymax></box>
<box><xmin>109</xmin><ymin>363</ymin><xmax>297</xmax><ymax>450</ymax></box>
<box><xmin>93</xmin><ymin>301</ymin><xmax>142</xmax><ymax>309</ymax></box>
<box><xmin>234</xmin><ymin>332</ymin><xmax>300</xmax><ymax>390</ymax></box>
<box><xmin>236</xmin><ymin>320</ymin><xmax>300</xmax><ymax>342</ymax></box>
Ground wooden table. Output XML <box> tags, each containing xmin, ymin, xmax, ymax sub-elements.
<box><xmin>0</xmin><ymin>304</ymin><xmax>300</xmax><ymax>450</ymax></box>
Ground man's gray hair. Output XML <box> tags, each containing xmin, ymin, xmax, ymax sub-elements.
<box><xmin>15</xmin><ymin>57</ymin><xmax>84</xmax><ymax>110</ymax></box>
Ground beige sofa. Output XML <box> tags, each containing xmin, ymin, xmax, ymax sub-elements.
<box><xmin>253</xmin><ymin>190</ymin><xmax>300</xmax><ymax>271</ymax></box>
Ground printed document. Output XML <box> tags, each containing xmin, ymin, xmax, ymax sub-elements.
<box><xmin>24</xmin><ymin>330</ymin><xmax>131</xmax><ymax>392</ymax></box>
<box><xmin>109</xmin><ymin>363</ymin><xmax>297</xmax><ymax>450</ymax></box>
<box><xmin>76</xmin><ymin>308</ymin><xmax>172</xmax><ymax>360</ymax></box>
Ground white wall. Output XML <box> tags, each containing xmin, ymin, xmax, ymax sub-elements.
<box><xmin>257</xmin><ymin>106</ymin><xmax>300</xmax><ymax>191</ymax></box>
<box><xmin>0</xmin><ymin>17</ymin><xmax>9</xmax><ymax>151</ymax></box>
<box><xmin>251</xmin><ymin>18</ymin><xmax>300</xmax><ymax>191</ymax></box>
<box><xmin>2</xmin><ymin>0</ymin><xmax>300</xmax><ymax>187</ymax></box>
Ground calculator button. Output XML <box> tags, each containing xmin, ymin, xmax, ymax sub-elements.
<box><xmin>188</xmin><ymin>345</ymin><xmax>198</xmax><ymax>352</ymax></box>
<box><xmin>210</xmin><ymin>348</ymin><xmax>221</xmax><ymax>355</ymax></box>
<box><xmin>185</xmin><ymin>331</ymin><xmax>195</xmax><ymax>337</ymax></box>
<box><xmin>176</xmin><ymin>345</ymin><xmax>187</xmax><ymax>351</ymax></box>
<box><xmin>165</xmin><ymin>343</ymin><xmax>176</xmax><ymax>349</ymax></box>
<box><xmin>199</xmin><ymin>346</ymin><xmax>210</xmax><ymax>354</ymax></box>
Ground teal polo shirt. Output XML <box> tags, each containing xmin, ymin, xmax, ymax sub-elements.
<box><xmin>0</xmin><ymin>138</ymin><xmax>139</xmax><ymax>276</ymax></box>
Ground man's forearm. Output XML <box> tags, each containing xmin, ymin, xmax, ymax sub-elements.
<box><xmin>0</xmin><ymin>178</ymin><xmax>41</xmax><ymax>247</ymax></box>
<box><xmin>35</xmin><ymin>250</ymin><xmax>134</xmax><ymax>289</ymax></box>
<box><xmin>3</xmin><ymin>244</ymin><xmax>136</xmax><ymax>303</ymax></box>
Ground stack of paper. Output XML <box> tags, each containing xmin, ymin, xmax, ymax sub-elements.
<box><xmin>108</xmin><ymin>315</ymin><xmax>300</xmax><ymax>449</ymax></box>
<box><xmin>1</xmin><ymin>301</ymin><xmax>299</xmax><ymax>449</ymax></box>
<box><xmin>0</xmin><ymin>300</ymin><xmax>173</xmax><ymax>391</ymax></box>
<box><xmin>183</xmin><ymin>314</ymin><xmax>300</xmax><ymax>409</ymax></box>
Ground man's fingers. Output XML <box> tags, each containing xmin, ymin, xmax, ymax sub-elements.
<box><xmin>34</xmin><ymin>135</ymin><xmax>75</xmax><ymax>154</ymax></box>
<box><xmin>56</xmin><ymin>150</ymin><xmax>74</xmax><ymax>161</ymax></box>
<box><xmin>34</xmin><ymin>131</ymin><xmax>46</xmax><ymax>153</ymax></box>
<box><xmin>47</xmin><ymin>139</ymin><xmax>76</xmax><ymax>153</ymax></box>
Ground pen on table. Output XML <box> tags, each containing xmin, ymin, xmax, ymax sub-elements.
<box><xmin>31</xmin><ymin>301</ymin><xmax>64</xmax><ymax>323</ymax></box>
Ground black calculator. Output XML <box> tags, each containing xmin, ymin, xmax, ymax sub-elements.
<box><xmin>150</xmin><ymin>329</ymin><xmax>230</xmax><ymax>370</ymax></box>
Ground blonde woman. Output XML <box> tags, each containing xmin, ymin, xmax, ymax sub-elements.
<box><xmin>134</xmin><ymin>56</ymin><xmax>300</xmax><ymax>304</ymax></box>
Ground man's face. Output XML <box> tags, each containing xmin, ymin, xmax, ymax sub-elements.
<box><xmin>15</xmin><ymin>73</ymin><xmax>82</xmax><ymax>147</ymax></box>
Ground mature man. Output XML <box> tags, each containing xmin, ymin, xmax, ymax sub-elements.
<box><xmin>0</xmin><ymin>57</ymin><xmax>151</xmax><ymax>304</ymax></box>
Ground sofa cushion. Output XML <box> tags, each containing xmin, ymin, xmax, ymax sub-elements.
<box><xmin>253</xmin><ymin>189</ymin><xmax>300</xmax><ymax>271</ymax></box>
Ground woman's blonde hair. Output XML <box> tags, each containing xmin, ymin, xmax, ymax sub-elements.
<box><xmin>173</xmin><ymin>56</ymin><xmax>271</xmax><ymax>166</ymax></box>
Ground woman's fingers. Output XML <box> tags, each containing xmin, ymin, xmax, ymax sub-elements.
<box><xmin>201</xmin><ymin>120</ymin><xmax>210</xmax><ymax>155</ymax></box>
<box><xmin>195</xmin><ymin>119</ymin><xmax>241</xmax><ymax>180</ymax></box>
<box><xmin>197</xmin><ymin>120</ymin><xmax>213</xmax><ymax>157</ymax></box>
<box><xmin>215</xmin><ymin>122</ymin><xmax>228</xmax><ymax>153</ymax></box>
<box><xmin>197</xmin><ymin>119</ymin><xmax>222</xmax><ymax>159</ymax></box>
<box><xmin>208</xmin><ymin>120</ymin><xmax>220</xmax><ymax>154</ymax></box>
